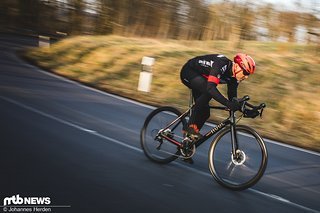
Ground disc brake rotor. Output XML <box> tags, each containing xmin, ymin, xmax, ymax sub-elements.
<box><xmin>231</xmin><ymin>150</ymin><xmax>246</xmax><ymax>165</ymax></box>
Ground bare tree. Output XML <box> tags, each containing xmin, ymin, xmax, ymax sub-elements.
<box><xmin>1</xmin><ymin>0</ymin><xmax>318</xmax><ymax>44</ymax></box>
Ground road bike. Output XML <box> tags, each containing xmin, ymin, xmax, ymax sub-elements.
<box><xmin>140</xmin><ymin>95</ymin><xmax>268</xmax><ymax>191</ymax></box>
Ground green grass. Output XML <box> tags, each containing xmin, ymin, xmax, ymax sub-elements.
<box><xmin>23</xmin><ymin>35</ymin><xmax>320</xmax><ymax>152</ymax></box>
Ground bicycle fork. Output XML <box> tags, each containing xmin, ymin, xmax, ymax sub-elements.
<box><xmin>230</xmin><ymin>111</ymin><xmax>239</xmax><ymax>156</ymax></box>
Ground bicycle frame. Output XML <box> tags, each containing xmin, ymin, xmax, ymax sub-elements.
<box><xmin>159</xmin><ymin>105</ymin><xmax>239</xmax><ymax>156</ymax></box>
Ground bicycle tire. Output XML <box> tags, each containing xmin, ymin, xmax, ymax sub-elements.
<box><xmin>140</xmin><ymin>106</ymin><xmax>187</xmax><ymax>164</ymax></box>
<box><xmin>208</xmin><ymin>125</ymin><xmax>268</xmax><ymax>191</ymax></box>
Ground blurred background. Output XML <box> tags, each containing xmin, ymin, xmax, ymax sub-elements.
<box><xmin>1</xmin><ymin>0</ymin><xmax>319</xmax><ymax>151</ymax></box>
<box><xmin>0</xmin><ymin>0</ymin><xmax>319</xmax><ymax>44</ymax></box>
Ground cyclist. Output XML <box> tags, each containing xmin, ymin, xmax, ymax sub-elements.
<box><xmin>180</xmin><ymin>53</ymin><xmax>256</xmax><ymax>142</ymax></box>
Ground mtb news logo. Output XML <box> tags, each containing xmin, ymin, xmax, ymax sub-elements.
<box><xmin>2</xmin><ymin>194</ymin><xmax>70</xmax><ymax>212</ymax></box>
<box><xmin>3</xmin><ymin>194</ymin><xmax>51</xmax><ymax>206</ymax></box>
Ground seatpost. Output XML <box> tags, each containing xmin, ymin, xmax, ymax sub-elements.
<box><xmin>188</xmin><ymin>89</ymin><xmax>194</xmax><ymax>118</ymax></box>
<box><xmin>189</xmin><ymin>89</ymin><xmax>194</xmax><ymax>108</ymax></box>
<box><xmin>230</xmin><ymin>111</ymin><xmax>238</xmax><ymax>155</ymax></box>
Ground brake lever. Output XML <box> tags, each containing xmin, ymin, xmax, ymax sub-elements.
<box><xmin>239</xmin><ymin>95</ymin><xmax>250</xmax><ymax>112</ymax></box>
<box><xmin>259</xmin><ymin>103</ymin><xmax>266</xmax><ymax>118</ymax></box>
<box><xmin>241</xmin><ymin>101</ymin><xmax>246</xmax><ymax>112</ymax></box>
<box><xmin>259</xmin><ymin>108</ymin><xmax>264</xmax><ymax>118</ymax></box>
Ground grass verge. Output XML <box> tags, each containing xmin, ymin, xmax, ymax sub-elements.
<box><xmin>23</xmin><ymin>35</ymin><xmax>320</xmax><ymax>152</ymax></box>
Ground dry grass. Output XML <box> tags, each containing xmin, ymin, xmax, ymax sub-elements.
<box><xmin>24</xmin><ymin>35</ymin><xmax>320</xmax><ymax>152</ymax></box>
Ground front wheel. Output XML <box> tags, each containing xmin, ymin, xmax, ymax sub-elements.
<box><xmin>208</xmin><ymin>125</ymin><xmax>268</xmax><ymax>190</ymax></box>
<box><xmin>140</xmin><ymin>106</ymin><xmax>187</xmax><ymax>164</ymax></box>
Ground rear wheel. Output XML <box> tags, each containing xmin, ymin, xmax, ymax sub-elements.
<box><xmin>208</xmin><ymin>125</ymin><xmax>268</xmax><ymax>190</ymax></box>
<box><xmin>140</xmin><ymin>107</ymin><xmax>187</xmax><ymax>164</ymax></box>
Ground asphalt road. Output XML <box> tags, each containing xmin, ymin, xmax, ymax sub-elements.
<box><xmin>0</xmin><ymin>33</ymin><xmax>319</xmax><ymax>213</ymax></box>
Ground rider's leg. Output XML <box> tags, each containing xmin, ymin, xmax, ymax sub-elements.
<box><xmin>188</xmin><ymin>76</ymin><xmax>211</xmax><ymax>133</ymax></box>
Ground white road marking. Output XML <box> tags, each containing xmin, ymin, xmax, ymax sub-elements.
<box><xmin>1</xmin><ymin>95</ymin><xmax>319</xmax><ymax>213</ymax></box>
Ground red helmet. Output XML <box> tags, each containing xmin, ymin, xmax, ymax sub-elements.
<box><xmin>234</xmin><ymin>53</ymin><xmax>256</xmax><ymax>75</ymax></box>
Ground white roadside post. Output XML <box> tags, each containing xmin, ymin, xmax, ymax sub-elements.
<box><xmin>38</xmin><ymin>35</ymin><xmax>50</xmax><ymax>47</ymax></box>
<box><xmin>138</xmin><ymin>56</ymin><xmax>155</xmax><ymax>92</ymax></box>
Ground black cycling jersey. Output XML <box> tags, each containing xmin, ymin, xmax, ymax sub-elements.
<box><xmin>186</xmin><ymin>54</ymin><xmax>233</xmax><ymax>84</ymax></box>
<box><xmin>181</xmin><ymin>54</ymin><xmax>238</xmax><ymax>104</ymax></box>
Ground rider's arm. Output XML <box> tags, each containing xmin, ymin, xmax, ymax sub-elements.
<box><xmin>206</xmin><ymin>67</ymin><xmax>239</xmax><ymax>110</ymax></box>
<box><xmin>227</xmin><ymin>78</ymin><xmax>238</xmax><ymax>100</ymax></box>
<box><xmin>206</xmin><ymin>69</ymin><xmax>229</xmax><ymax>106</ymax></box>
<box><xmin>207</xmin><ymin>82</ymin><xmax>229</xmax><ymax>106</ymax></box>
